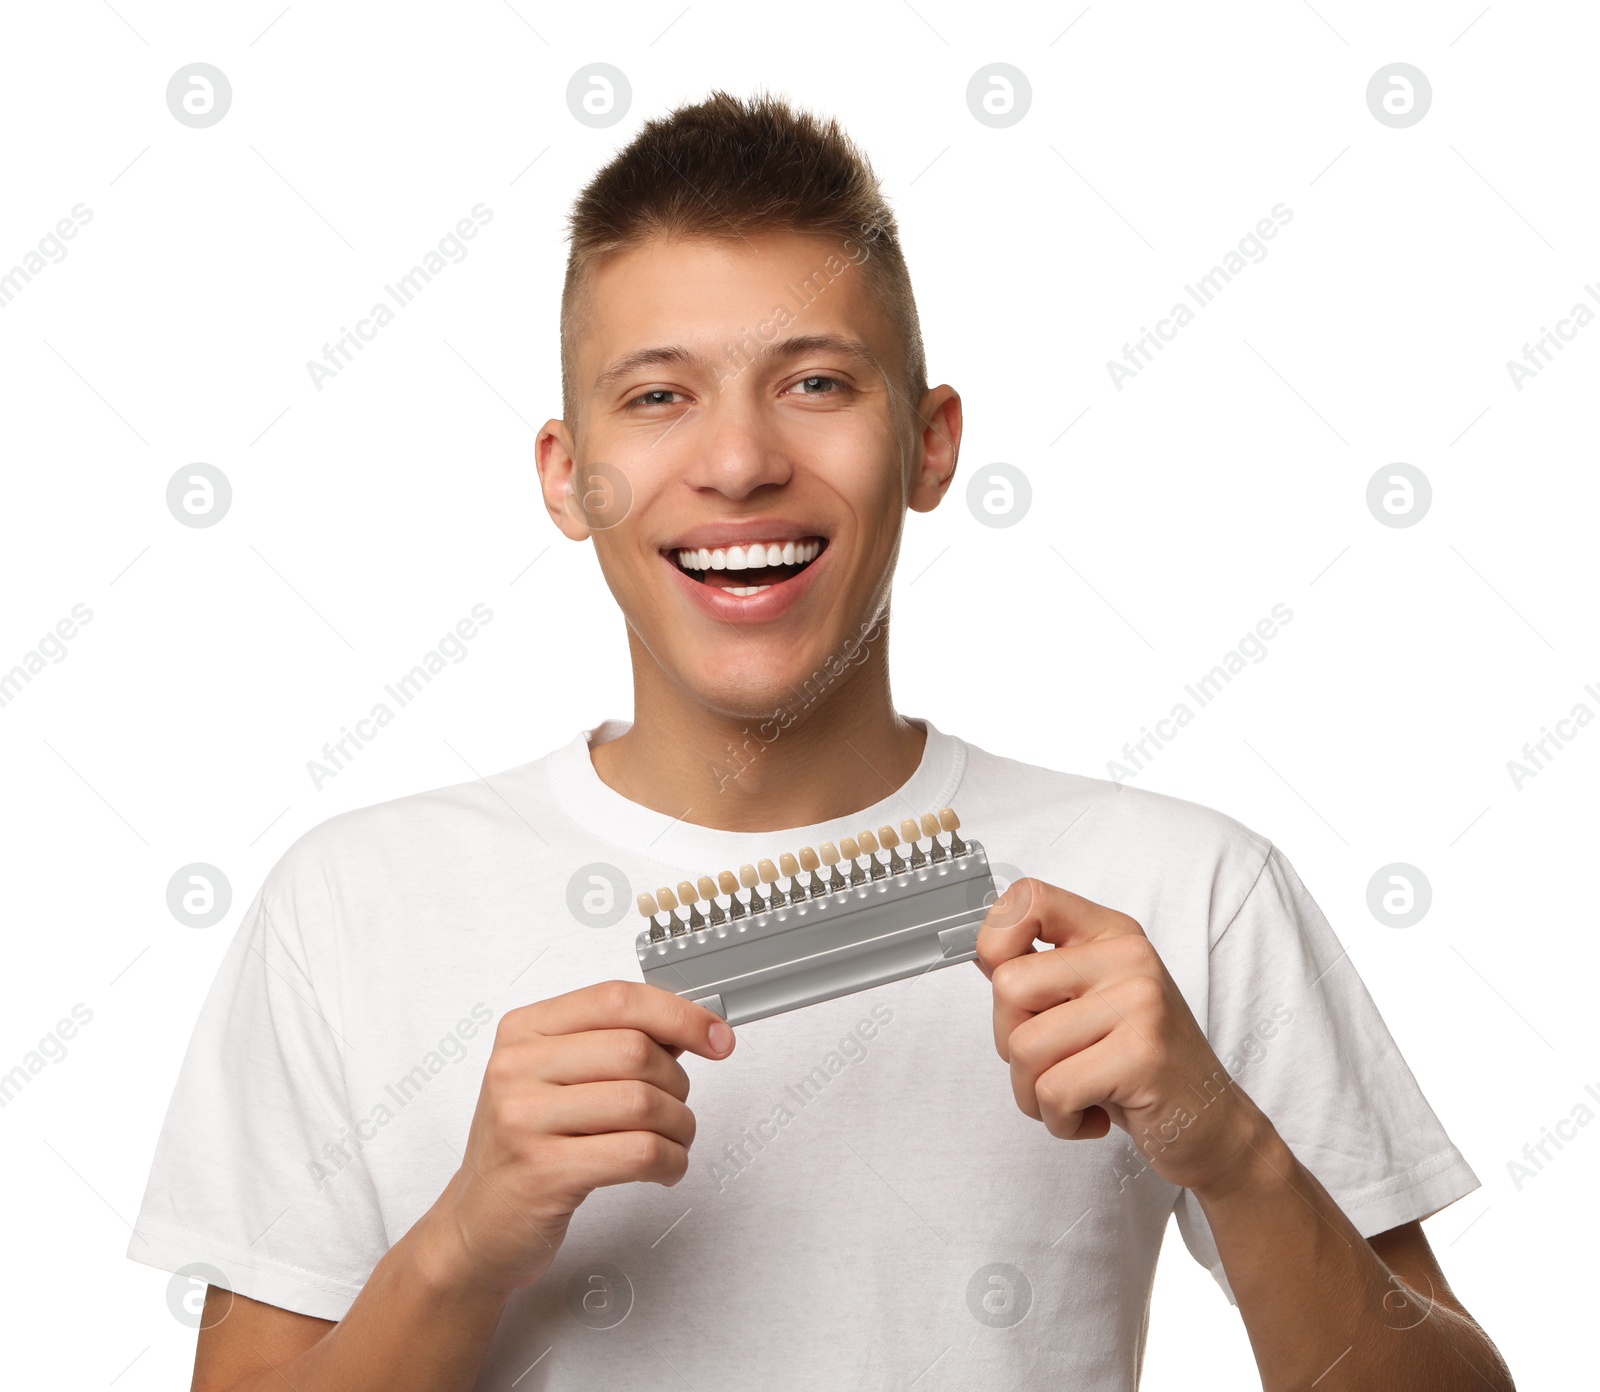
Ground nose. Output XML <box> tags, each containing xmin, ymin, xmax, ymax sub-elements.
<box><xmin>681</xmin><ymin>389</ymin><xmax>793</xmax><ymax>500</ymax></box>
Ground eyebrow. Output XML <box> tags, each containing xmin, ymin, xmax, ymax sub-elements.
<box><xmin>592</xmin><ymin>333</ymin><xmax>885</xmax><ymax>397</ymax></box>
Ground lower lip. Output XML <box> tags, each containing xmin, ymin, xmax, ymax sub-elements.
<box><xmin>662</xmin><ymin>545</ymin><xmax>830</xmax><ymax>624</ymax></box>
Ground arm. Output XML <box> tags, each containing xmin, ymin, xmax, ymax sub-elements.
<box><xmin>975</xmin><ymin>879</ymin><xmax>1514</xmax><ymax>1392</ymax></box>
<box><xmin>192</xmin><ymin>980</ymin><xmax>736</xmax><ymax>1391</ymax></box>
<box><xmin>1193</xmin><ymin>1100</ymin><xmax>1512</xmax><ymax>1390</ymax></box>
<box><xmin>189</xmin><ymin>1223</ymin><xmax>503</xmax><ymax>1392</ymax></box>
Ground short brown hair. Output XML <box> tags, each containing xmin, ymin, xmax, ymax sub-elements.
<box><xmin>560</xmin><ymin>89</ymin><xmax>928</xmax><ymax>433</ymax></box>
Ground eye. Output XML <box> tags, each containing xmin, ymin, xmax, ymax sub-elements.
<box><xmin>624</xmin><ymin>388</ymin><xmax>686</xmax><ymax>411</ymax></box>
<box><xmin>786</xmin><ymin>375</ymin><xmax>850</xmax><ymax>398</ymax></box>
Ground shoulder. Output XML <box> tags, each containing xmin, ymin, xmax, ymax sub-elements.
<box><xmin>261</xmin><ymin>754</ymin><xmax>554</xmax><ymax>923</ymax></box>
<box><xmin>955</xmin><ymin>734</ymin><xmax>1276</xmax><ymax>943</ymax></box>
<box><xmin>960</xmin><ymin>734</ymin><xmax>1273</xmax><ymax>861</ymax></box>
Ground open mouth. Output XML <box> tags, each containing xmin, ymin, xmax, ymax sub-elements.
<box><xmin>665</xmin><ymin>536</ymin><xmax>829</xmax><ymax>597</ymax></box>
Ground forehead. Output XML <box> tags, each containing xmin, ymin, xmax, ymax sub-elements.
<box><xmin>576</xmin><ymin>231</ymin><xmax>892</xmax><ymax>377</ymax></box>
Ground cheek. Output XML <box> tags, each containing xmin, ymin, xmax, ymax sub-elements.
<box><xmin>812</xmin><ymin>441</ymin><xmax>904</xmax><ymax>538</ymax></box>
<box><xmin>590</xmin><ymin>527</ymin><xmax>665</xmax><ymax>616</ymax></box>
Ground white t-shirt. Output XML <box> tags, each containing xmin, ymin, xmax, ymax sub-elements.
<box><xmin>128</xmin><ymin>717</ymin><xmax>1478</xmax><ymax>1390</ymax></box>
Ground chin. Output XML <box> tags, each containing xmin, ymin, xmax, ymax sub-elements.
<box><xmin>690</xmin><ymin>666</ymin><xmax>815</xmax><ymax>724</ymax></box>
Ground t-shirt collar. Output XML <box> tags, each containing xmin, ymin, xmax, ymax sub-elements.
<box><xmin>548</xmin><ymin>714</ymin><xmax>967</xmax><ymax>868</ymax></box>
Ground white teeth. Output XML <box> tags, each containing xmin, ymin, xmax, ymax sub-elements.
<box><xmin>672</xmin><ymin>539</ymin><xmax>823</xmax><ymax>572</ymax></box>
<box><xmin>725</xmin><ymin>584</ymin><xmax>771</xmax><ymax>596</ymax></box>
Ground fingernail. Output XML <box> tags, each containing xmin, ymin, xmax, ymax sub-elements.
<box><xmin>708</xmin><ymin>1020</ymin><xmax>734</xmax><ymax>1054</ymax></box>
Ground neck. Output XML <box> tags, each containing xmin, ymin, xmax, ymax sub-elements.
<box><xmin>590</xmin><ymin>618</ymin><xmax>926</xmax><ymax>833</ymax></box>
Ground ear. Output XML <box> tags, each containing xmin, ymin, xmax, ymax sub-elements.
<box><xmin>535</xmin><ymin>420</ymin><xmax>593</xmax><ymax>542</ymax></box>
<box><xmin>908</xmin><ymin>386</ymin><xmax>963</xmax><ymax>514</ymax></box>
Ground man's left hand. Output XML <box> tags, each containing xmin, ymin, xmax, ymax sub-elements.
<box><xmin>974</xmin><ymin>877</ymin><xmax>1269</xmax><ymax>1195</ymax></box>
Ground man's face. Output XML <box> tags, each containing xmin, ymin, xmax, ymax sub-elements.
<box><xmin>540</xmin><ymin>231</ymin><xmax>959</xmax><ymax>721</ymax></box>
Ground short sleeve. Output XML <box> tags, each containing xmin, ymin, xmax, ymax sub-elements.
<box><xmin>126</xmin><ymin>880</ymin><xmax>387</xmax><ymax>1320</ymax></box>
<box><xmin>1171</xmin><ymin>844</ymin><xmax>1480</xmax><ymax>1305</ymax></box>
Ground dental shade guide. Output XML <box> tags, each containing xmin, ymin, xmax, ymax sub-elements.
<box><xmin>635</xmin><ymin>807</ymin><xmax>996</xmax><ymax>1027</ymax></box>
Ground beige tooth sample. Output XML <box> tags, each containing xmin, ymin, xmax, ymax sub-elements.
<box><xmin>655</xmin><ymin>885</ymin><xmax>683</xmax><ymax>930</ymax></box>
<box><xmin>797</xmin><ymin>845</ymin><xmax>821</xmax><ymax>897</ymax></box>
<box><xmin>693</xmin><ymin>874</ymin><xmax>725</xmax><ymax>925</ymax></box>
<box><xmin>818</xmin><ymin>840</ymin><xmax>841</xmax><ymax>889</ymax></box>
<box><xmin>839</xmin><ymin>835</ymin><xmax>861</xmax><ymax>884</ymax></box>
<box><xmin>857</xmin><ymin>828</ymin><xmax>882</xmax><ymax>878</ymax></box>
<box><xmin>938</xmin><ymin>807</ymin><xmax>967</xmax><ymax>854</ymax></box>
<box><xmin>898</xmin><ymin>816</ymin><xmax>927</xmax><ymax>867</ymax></box>
<box><xmin>878</xmin><ymin>823</ymin><xmax>906</xmax><ymax>872</ymax></box>
<box><xmin>753</xmin><ymin>859</ymin><xmax>777</xmax><ymax>909</ymax></box>
<box><xmin>774</xmin><ymin>851</ymin><xmax>800</xmax><ymax>906</ymax></box>
<box><xmin>674</xmin><ymin>879</ymin><xmax>706</xmax><ymax>927</ymax></box>
<box><xmin>720</xmin><ymin>867</ymin><xmax>746</xmax><ymax>917</ymax></box>
<box><xmin>637</xmin><ymin>891</ymin><xmax>660</xmax><ymax>918</ymax></box>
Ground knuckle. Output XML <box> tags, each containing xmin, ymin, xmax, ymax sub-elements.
<box><xmin>1119</xmin><ymin>933</ymin><xmax>1160</xmax><ymax>968</ymax></box>
<box><xmin>1119</xmin><ymin>972</ymin><xmax>1165</xmax><ymax>1013</ymax></box>
<box><xmin>597</xmin><ymin>978</ymin><xmax>636</xmax><ymax>1017</ymax></box>
<box><xmin>661</xmin><ymin>1147</ymin><xmax>690</xmax><ymax>1186</ymax></box>
<box><xmin>616</xmin><ymin>1029</ymin><xmax>654</xmax><ymax>1073</ymax></box>
<box><xmin>628</xmin><ymin>1130</ymin><xmax>670</xmax><ymax>1172</ymax></box>
<box><xmin>1035</xmin><ymin>1071</ymin><xmax>1070</xmax><ymax>1114</ymax></box>
<box><xmin>677</xmin><ymin>998</ymin><xmax>707</xmax><ymax>1036</ymax></box>
<box><xmin>990</xmin><ymin>957</ymin><xmax>1026</xmax><ymax>1002</ymax></box>
<box><xmin>1007</xmin><ymin>1024</ymin><xmax>1048</xmax><ymax>1072</ymax></box>
<box><xmin>489</xmin><ymin>1092</ymin><xmax>531</xmax><ymax>1136</ymax></box>
<box><xmin>482</xmin><ymin>1047</ymin><xmax>520</xmax><ymax>1092</ymax></box>
<box><xmin>619</xmin><ymin>1077</ymin><xmax>656</xmax><ymax>1122</ymax></box>
<box><xmin>492</xmin><ymin>1008</ymin><xmax>525</xmax><ymax>1050</ymax></box>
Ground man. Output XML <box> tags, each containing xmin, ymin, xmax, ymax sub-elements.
<box><xmin>130</xmin><ymin>90</ymin><xmax>1514</xmax><ymax>1390</ymax></box>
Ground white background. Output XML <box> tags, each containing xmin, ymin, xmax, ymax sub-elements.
<box><xmin>1</xmin><ymin>1</ymin><xmax>1594</xmax><ymax>1387</ymax></box>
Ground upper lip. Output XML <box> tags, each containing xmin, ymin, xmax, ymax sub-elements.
<box><xmin>659</xmin><ymin>519</ymin><xmax>830</xmax><ymax>551</ymax></box>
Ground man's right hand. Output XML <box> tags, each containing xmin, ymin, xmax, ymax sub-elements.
<box><xmin>418</xmin><ymin>979</ymin><xmax>736</xmax><ymax>1297</ymax></box>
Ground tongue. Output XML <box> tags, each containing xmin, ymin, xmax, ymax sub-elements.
<box><xmin>702</xmin><ymin>562</ymin><xmax>795</xmax><ymax>590</ymax></box>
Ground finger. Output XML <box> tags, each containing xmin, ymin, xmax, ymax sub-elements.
<box><xmin>516</xmin><ymin>979</ymin><xmax>735</xmax><ymax>1060</ymax></box>
<box><xmin>975</xmin><ymin>879</ymin><xmax>1142</xmax><ymax>978</ymax></box>
<box><xmin>990</xmin><ymin>936</ymin><xmax>1158</xmax><ymax>1055</ymax></box>
<box><xmin>552</xmin><ymin>1129</ymin><xmax>692</xmax><ymax>1190</ymax></box>
<box><xmin>1004</xmin><ymin>994</ymin><xmax>1121</xmax><ymax>1110</ymax></box>
<box><xmin>1028</xmin><ymin>1037</ymin><xmax>1126</xmax><ymax>1140</ymax></box>
<box><xmin>534</xmin><ymin>1078</ymin><xmax>698</xmax><ymax>1150</ymax></box>
<box><xmin>533</xmin><ymin>1029</ymin><xmax>693</xmax><ymax>1101</ymax></box>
